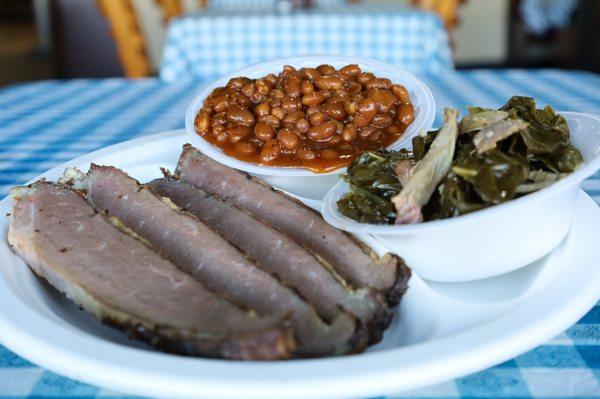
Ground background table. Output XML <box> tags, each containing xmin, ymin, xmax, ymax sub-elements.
<box><xmin>0</xmin><ymin>69</ymin><xmax>599</xmax><ymax>398</ymax></box>
<box><xmin>160</xmin><ymin>4</ymin><xmax>452</xmax><ymax>82</ymax></box>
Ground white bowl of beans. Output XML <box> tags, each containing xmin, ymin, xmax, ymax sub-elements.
<box><xmin>185</xmin><ymin>55</ymin><xmax>435</xmax><ymax>199</ymax></box>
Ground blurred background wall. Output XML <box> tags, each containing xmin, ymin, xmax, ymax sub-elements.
<box><xmin>453</xmin><ymin>1</ymin><xmax>508</xmax><ymax>66</ymax></box>
<box><xmin>0</xmin><ymin>0</ymin><xmax>598</xmax><ymax>86</ymax></box>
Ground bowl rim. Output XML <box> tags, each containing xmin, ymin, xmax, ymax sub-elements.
<box><xmin>321</xmin><ymin>111</ymin><xmax>600</xmax><ymax>234</ymax></box>
<box><xmin>184</xmin><ymin>55</ymin><xmax>436</xmax><ymax>177</ymax></box>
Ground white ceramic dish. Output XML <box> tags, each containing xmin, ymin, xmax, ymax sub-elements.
<box><xmin>185</xmin><ymin>55</ymin><xmax>435</xmax><ymax>199</ymax></box>
<box><xmin>0</xmin><ymin>131</ymin><xmax>599</xmax><ymax>398</ymax></box>
<box><xmin>322</xmin><ymin>112</ymin><xmax>600</xmax><ymax>282</ymax></box>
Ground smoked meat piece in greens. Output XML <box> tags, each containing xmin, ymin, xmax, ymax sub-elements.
<box><xmin>473</xmin><ymin>119</ymin><xmax>530</xmax><ymax>154</ymax></box>
<box><xmin>459</xmin><ymin>108</ymin><xmax>509</xmax><ymax>133</ymax></box>
<box><xmin>392</xmin><ymin>108</ymin><xmax>459</xmax><ymax>224</ymax></box>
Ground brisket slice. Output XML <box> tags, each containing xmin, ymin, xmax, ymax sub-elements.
<box><xmin>7</xmin><ymin>182</ymin><xmax>294</xmax><ymax>360</ymax></box>
<box><xmin>149</xmin><ymin>178</ymin><xmax>393</xmax><ymax>339</ymax></box>
<box><xmin>86</xmin><ymin>165</ymin><xmax>363</xmax><ymax>356</ymax></box>
<box><xmin>175</xmin><ymin>144</ymin><xmax>410</xmax><ymax>304</ymax></box>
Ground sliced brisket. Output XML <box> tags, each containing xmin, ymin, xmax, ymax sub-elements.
<box><xmin>175</xmin><ymin>144</ymin><xmax>410</xmax><ymax>304</ymax></box>
<box><xmin>86</xmin><ymin>165</ymin><xmax>362</xmax><ymax>356</ymax></box>
<box><xmin>7</xmin><ymin>182</ymin><xmax>294</xmax><ymax>360</ymax></box>
<box><xmin>149</xmin><ymin>178</ymin><xmax>391</xmax><ymax>335</ymax></box>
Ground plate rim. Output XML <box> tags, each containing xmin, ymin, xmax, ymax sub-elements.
<box><xmin>0</xmin><ymin>131</ymin><xmax>598</xmax><ymax>398</ymax></box>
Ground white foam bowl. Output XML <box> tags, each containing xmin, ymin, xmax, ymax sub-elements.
<box><xmin>185</xmin><ymin>55</ymin><xmax>435</xmax><ymax>199</ymax></box>
<box><xmin>322</xmin><ymin>112</ymin><xmax>600</xmax><ymax>282</ymax></box>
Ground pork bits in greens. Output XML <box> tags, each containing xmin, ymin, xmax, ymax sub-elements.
<box><xmin>337</xmin><ymin>96</ymin><xmax>583</xmax><ymax>224</ymax></box>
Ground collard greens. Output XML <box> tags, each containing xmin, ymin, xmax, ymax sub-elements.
<box><xmin>339</xmin><ymin>148</ymin><xmax>411</xmax><ymax>224</ymax></box>
<box><xmin>338</xmin><ymin>96</ymin><xmax>583</xmax><ymax>224</ymax></box>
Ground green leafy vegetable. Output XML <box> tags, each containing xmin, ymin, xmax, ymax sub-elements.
<box><xmin>426</xmin><ymin>174</ymin><xmax>488</xmax><ymax>219</ymax></box>
<box><xmin>501</xmin><ymin>96</ymin><xmax>582</xmax><ymax>172</ymax></box>
<box><xmin>452</xmin><ymin>149</ymin><xmax>529</xmax><ymax>203</ymax></box>
<box><xmin>337</xmin><ymin>96</ymin><xmax>584</xmax><ymax>224</ymax></box>
<box><xmin>412</xmin><ymin>130</ymin><xmax>438</xmax><ymax>161</ymax></box>
<box><xmin>338</xmin><ymin>148</ymin><xmax>411</xmax><ymax>224</ymax></box>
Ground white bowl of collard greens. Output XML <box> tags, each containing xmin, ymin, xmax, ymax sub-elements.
<box><xmin>322</xmin><ymin>97</ymin><xmax>600</xmax><ymax>282</ymax></box>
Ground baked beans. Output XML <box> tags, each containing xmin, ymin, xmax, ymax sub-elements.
<box><xmin>195</xmin><ymin>64</ymin><xmax>415</xmax><ymax>172</ymax></box>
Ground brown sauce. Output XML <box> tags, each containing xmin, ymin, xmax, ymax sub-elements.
<box><xmin>200</xmin><ymin>124</ymin><xmax>407</xmax><ymax>172</ymax></box>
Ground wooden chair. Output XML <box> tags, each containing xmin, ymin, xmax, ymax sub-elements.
<box><xmin>411</xmin><ymin>0</ymin><xmax>466</xmax><ymax>30</ymax></box>
<box><xmin>154</xmin><ymin>0</ymin><xmax>185</xmax><ymax>22</ymax></box>
<box><xmin>97</xmin><ymin>0</ymin><xmax>190</xmax><ymax>78</ymax></box>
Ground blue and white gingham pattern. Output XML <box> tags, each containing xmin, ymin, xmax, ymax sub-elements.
<box><xmin>207</xmin><ymin>0</ymin><xmax>275</xmax><ymax>12</ymax></box>
<box><xmin>520</xmin><ymin>0</ymin><xmax>581</xmax><ymax>35</ymax></box>
<box><xmin>0</xmin><ymin>69</ymin><xmax>599</xmax><ymax>398</ymax></box>
<box><xmin>207</xmin><ymin>0</ymin><xmax>345</xmax><ymax>11</ymax></box>
<box><xmin>160</xmin><ymin>4</ymin><xmax>452</xmax><ymax>82</ymax></box>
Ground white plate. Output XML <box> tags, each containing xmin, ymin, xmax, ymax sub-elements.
<box><xmin>0</xmin><ymin>131</ymin><xmax>599</xmax><ymax>399</ymax></box>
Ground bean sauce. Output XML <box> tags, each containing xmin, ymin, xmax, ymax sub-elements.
<box><xmin>195</xmin><ymin>64</ymin><xmax>415</xmax><ymax>173</ymax></box>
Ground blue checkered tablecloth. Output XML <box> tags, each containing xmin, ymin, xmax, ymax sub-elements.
<box><xmin>206</xmin><ymin>0</ymin><xmax>346</xmax><ymax>12</ymax></box>
<box><xmin>160</xmin><ymin>4</ymin><xmax>452</xmax><ymax>82</ymax></box>
<box><xmin>0</xmin><ymin>69</ymin><xmax>599</xmax><ymax>398</ymax></box>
